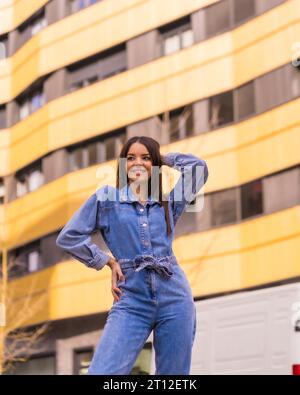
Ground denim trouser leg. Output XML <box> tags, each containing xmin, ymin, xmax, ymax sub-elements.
<box><xmin>153</xmin><ymin>263</ymin><xmax>196</xmax><ymax>375</ymax></box>
<box><xmin>88</xmin><ymin>307</ymin><xmax>153</xmax><ymax>375</ymax></box>
<box><xmin>88</xmin><ymin>259</ymin><xmax>196</xmax><ymax>375</ymax></box>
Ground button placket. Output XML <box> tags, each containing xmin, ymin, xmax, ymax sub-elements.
<box><xmin>137</xmin><ymin>205</ymin><xmax>152</xmax><ymax>252</ymax></box>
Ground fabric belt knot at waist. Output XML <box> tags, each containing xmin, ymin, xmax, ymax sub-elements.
<box><xmin>118</xmin><ymin>254</ymin><xmax>176</xmax><ymax>279</ymax></box>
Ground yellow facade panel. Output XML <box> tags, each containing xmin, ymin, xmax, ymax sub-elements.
<box><xmin>0</xmin><ymin>1</ymin><xmax>298</xmax><ymax>175</ymax></box>
<box><xmin>0</xmin><ymin>0</ymin><xmax>217</xmax><ymax>102</ymax></box>
<box><xmin>0</xmin><ymin>0</ymin><xmax>49</xmax><ymax>34</ymax></box>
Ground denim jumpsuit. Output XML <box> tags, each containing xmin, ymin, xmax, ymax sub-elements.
<box><xmin>56</xmin><ymin>152</ymin><xmax>209</xmax><ymax>375</ymax></box>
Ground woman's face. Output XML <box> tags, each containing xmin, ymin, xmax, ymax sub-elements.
<box><xmin>126</xmin><ymin>142</ymin><xmax>153</xmax><ymax>183</ymax></box>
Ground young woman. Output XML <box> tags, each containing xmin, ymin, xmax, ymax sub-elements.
<box><xmin>56</xmin><ymin>135</ymin><xmax>209</xmax><ymax>375</ymax></box>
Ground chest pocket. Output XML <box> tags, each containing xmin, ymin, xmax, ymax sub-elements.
<box><xmin>148</xmin><ymin>205</ymin><xmax>168</xmax><ymax>234</ymax></box>
<box><xmin>107</xmin><ymin>203</ymin><xmax>138</xmax><ymax>228</ymax></box>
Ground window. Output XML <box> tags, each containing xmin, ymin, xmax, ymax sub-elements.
<box><xmin>164</xmin><ymin>35</ymin><xmax>180</xmax><ymax>55</ymax></box>
<box><xmin>69</xmin><ymin>142</ymin><xmax>99</xmax><ymax>171</ymax></box>
<box><xmin>69</xmin><ymin>132</ymin><xmax>125</xmax><ymax>171</ymax></box>
<box><xmin>99</xmin><ymin>46</ymin><xmax>127</xmax><ymax>80</ymax></box>
<box><xmin>0</xmin><ymin>35</ymin><xmax>7</xmax><ymax>59</ymax></box>
<box><xmin>87</xmin><ymin>144</ymin><xmax>97</xmax><ymax>166</ymax></box>
<box><xmin>28</xmin><ymin>251</ymin><xmax>41</xmax><ymax>273</ymax></box>
<box><xmin>169</xmin><ymin>110</ymin><xmax>181</xmax><ymax>142</ymax></box>
<box><xmin>161</xmin><ymin>16</ymin><xmax>194</xmax><ymax>56</ymax></box>
<box><xmin>115</xmin><ymin>133</ymin><xmax>126</xmax><ymax>157</ymax></box>
<box><xmin>263</xmin><ymin>167</ymin><xmax>300</xmax><ymax>214</ymax></box>
<box><xmin>25</xmin><ymin>243</ymin><xmax>41</xmax><ymax>274</ymax></box>
<box><xmin>103</xmin><ymin>132</ymin><xmax>126</xmax><ymax>161</ymax></box>
<box><xmin>205</xmin><ymin>0</ymin><xmax>231</xmax><ymax>38</ymax></box>
<box><xmin>42</xmin><ymin>231</ymin><xmax>68</xmax><ymax>267</ymax></box>
<box><xmin>68</xmin><ymin>44</ymin><xmax>126</xmax><ymax>92</ymax></box>
<box><xmin>68</xmin><ymin>56</ymin><xmax>99</xmax><ymax>92</ymax></box>
<box><xmin>8</xmin><ymin>250</ymin><xmax>26</xmax><ymax>278</ymax></box>
<box><xmin>209</xmin><ymin>91</ymin><xmax>234</xmax><ymax>129</ymax></box>
<box><xmin>181</xmin><ymin>29</ymin><xmax>194</xmax><ymax>49</ymax></box>
<box><xmin>27</xmin><ymin>168</ymin><xmax>44</xmax><ymax>192</ymax></box>
<box><xmin>199</xmin><ymin>0</ymin><xmax>283</xmax><ymax>43</ymax></box>
<box><xmin>69</xmin><ymin>0</ymin><xmax>99</xmax><ymax>14</ymax></box>
<box><xmin>290</xmin><ymin>64</ymin><xmax>300</xmax><ymax>99</ymax></box>
<box><xmin>211</xmin><ymin>188</ymin><xmax>239</xmax><ymax>226</ymax></box>
<box><xmin>233</xmin><ymin>0</ymin><xmax>255</xmax><ymax>25</ymax></box>
<box><xmin>241</xmin><ymin>179</ymin><xmax>263</xmax><ymax>219</ymax></box>
<box><xmin>73</xmin><ymin>348</ymin><xmax>93</xmax><ymax>375</ymax></box>
<box><xmin>70</xmin><ymin>75</ymin><xmax>98</xmax><ymax>91</ymax></box>
<box><xmin>255</xmin><ymin>65</ymin><xmax>293</xmax><ymax>114</ymax></box>
<box><xmin>9</xmin><ymin>232</ymin><xmax>63</xmax><ymax>276</ymax></box>
<box><xmin>104</xmin><ymin>137</ymin><xmax>116</xmax><ymax>161</ymax></box>
<box><xmin>31</xmin><ymin>92</ymin><xmax>44</xmax><ymax>112</ymax></box>
<box><xmin>16</xmin><ymin>161</ymin><xmax>44</xmax><ymax>197</ymax></box>
<box><xmin>17</xmin><ymin>9</ymin><xmax>48</xmax><ymax>50</ymax></box>
<box><xmin>20</xmin><ymin>101</ymin><xmax>30</xmax><ymax>120</ymax></box>
<box><xmin>70</xmin><ymin>0</ymin><xmax>81</xmax><ymax>13</ymax></box>
<box><xmin>168</xmin><ymin>105</ymin><xmax>194</xmax><ymax>142</ymax></box>
<box><xmin>18</xmin><ymin>88</ymin><xmax>45</xmax><ymax>120</ymax></box>
<box><xmin>256</xmin><ymin>0</ymin><xmax>286</xmax><ymax>15</ymax></box>
<box><xmin>30</xmin><ymin>16</ymin><xmax>47</xmax><ymax>36</ymax></box>
<box><xmin>16</xmin><ymin>175</ymin><xmax>27</xmax><ymax>198</ymax></box>
<box><xmin>0</xmin><ymin>179</ymin><xmax>4</xmax><ymax>204</ymax></box>
<box><xmin>235</xmin><ymin>81</ymin><xmax>255</xmax><ymax>120</ymax></box>
<box><xmin>70</xmin><ymin>149</ymin><xmax>83</xmax><ymax>171</ymax></box>
<box><xmin>9</xmin><ymin>240</ymin><xmax>42</xmax><ymax>278</ymax></box>
<box><xmin>0</xmin><ymin>105</ymin><xmax>6</xmax><ymax>129</ymax></box>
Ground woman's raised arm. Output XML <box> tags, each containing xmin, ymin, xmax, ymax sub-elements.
<box><xmin>162</xmin><ymin>152</ymin><xmax>209</xmax><ymax>224</ymax></box>
<box><xmin>56</xmin><ymin>192</ymin><xmax>111</xmax><ymax>271</ymax></box>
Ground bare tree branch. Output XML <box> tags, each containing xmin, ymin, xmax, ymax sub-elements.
<box><xmin>1</xmin><ymin>253</ymin><xmax>49</xmax><ymax>374</ymax></box>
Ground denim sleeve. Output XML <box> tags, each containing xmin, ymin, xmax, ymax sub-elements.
<box><xmin>163</xmin><ymin>152</ymin><xmax>209</xmax><ymax>224</ymax></box>
<box><xmin>55</xmin><ymin>192</ymin><xmax>111</xmax><ymax>271</ymax></box>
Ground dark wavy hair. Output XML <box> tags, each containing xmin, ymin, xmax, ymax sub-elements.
<box><xmin>116</xmin><ymin>136</ymin><xmax>171</xmax><ymax>236</ymax></box>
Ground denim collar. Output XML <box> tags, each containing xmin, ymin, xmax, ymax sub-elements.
<box><xmin>119</xmin><ymin>184</ymin><xmax>160</xmax><ymax>206</ymax></box>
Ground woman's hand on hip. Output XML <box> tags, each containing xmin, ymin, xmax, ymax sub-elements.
<box><xmin>107</xmin><ymin>257</ymin><xmax>125</xmax><ymax>302</ymax></box>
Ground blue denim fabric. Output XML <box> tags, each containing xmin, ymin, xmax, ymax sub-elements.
<box><xmin>88</xmin><ymin>257</ymin><xmax>198</xmax><ymax>375</ymax></box>
<box><xmin>56</xmin><ymin>152</ymin><xmax>208</xmax><ymax>374</ymax></box>
<box><xmin>56</xmin><ymin>152</ymin><xmax>208</xmax><ymax>271</ymax></box>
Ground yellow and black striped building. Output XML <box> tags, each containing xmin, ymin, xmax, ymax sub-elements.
<box><xmin>0</xmin><ymin>0</ymin><xmax>299</xmax><ymax>374</ymax></box>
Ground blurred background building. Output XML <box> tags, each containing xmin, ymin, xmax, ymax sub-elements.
<box><xmin>0</xmin><ymin>0</ymin><xmax>299</xmax><ymax>374</ymax></box>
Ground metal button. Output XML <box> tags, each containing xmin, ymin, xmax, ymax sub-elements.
<box><xmin>142</xmin><ymin>223</ymin><xmax>147</xmax><ymax>227</ymax></box>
